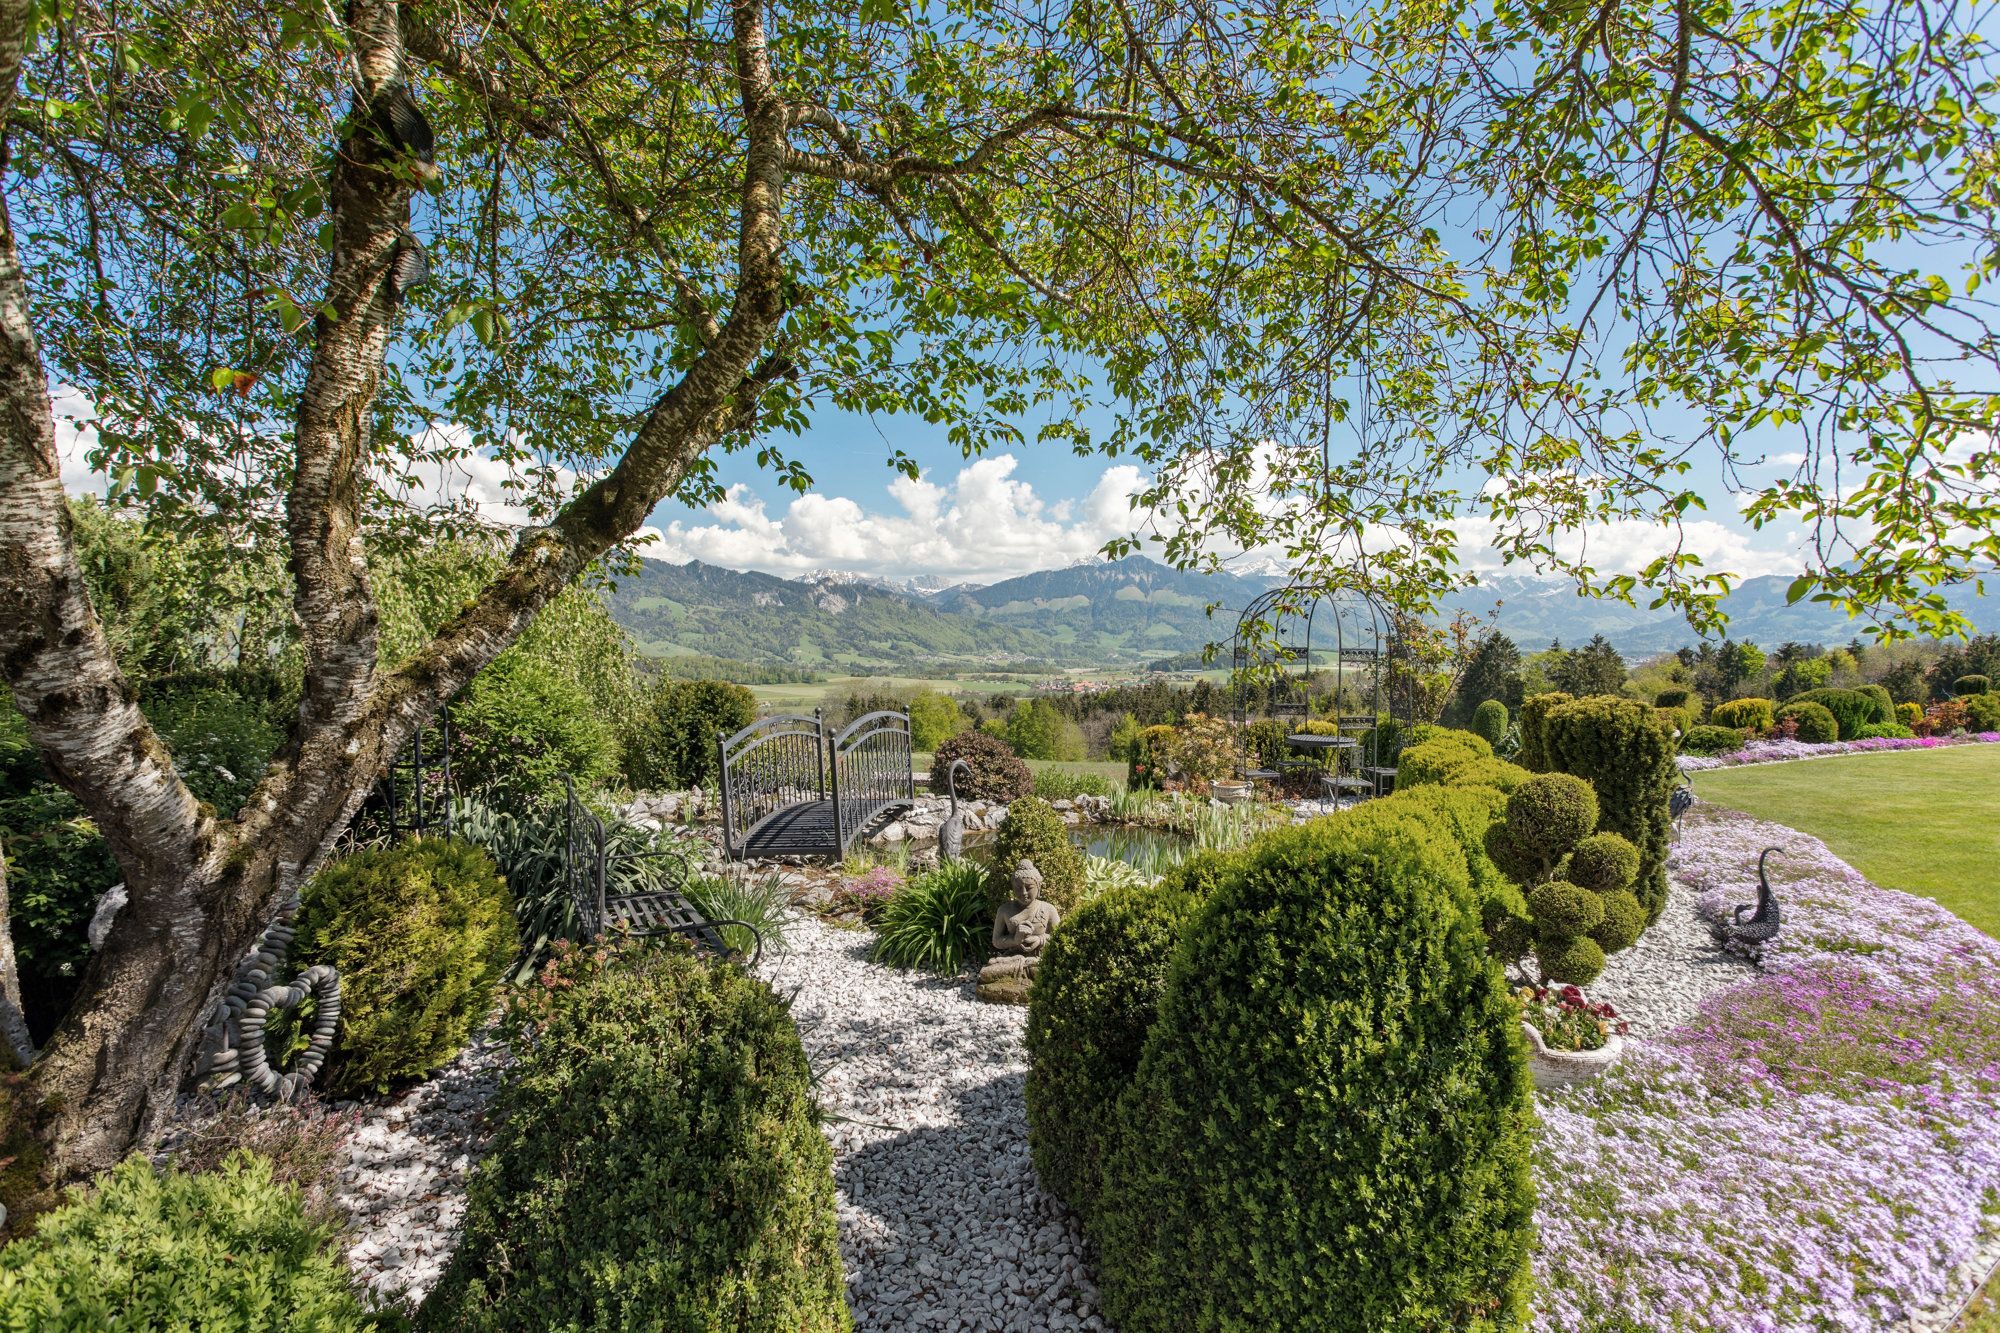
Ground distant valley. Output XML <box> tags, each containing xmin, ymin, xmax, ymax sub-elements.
<box><xmin>603</xmin><ymin>555</ymin><xmax>1999</xmax><ymax>671</ymax></box>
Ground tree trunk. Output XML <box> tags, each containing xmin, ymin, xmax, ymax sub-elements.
<box><xmin>0</xmin><ymin>856</ymin><xmax>33</xmax><ymax>1068</ymax></box>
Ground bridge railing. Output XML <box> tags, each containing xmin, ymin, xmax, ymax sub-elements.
<box><xmin>717</xmin><ymin>711</ymin><xmax>829</xmax><ymax>859</ymax></box>
<box><xmin>831</xmin><ymin>710</ymin><xmax>915</xmax><ymax>855</ymax></box>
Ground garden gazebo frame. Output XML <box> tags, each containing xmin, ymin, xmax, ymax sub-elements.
<box><xmin>1230</xmin><ymin>583</ymin><xmax>1400</xmax><ymax>795</ymax></box>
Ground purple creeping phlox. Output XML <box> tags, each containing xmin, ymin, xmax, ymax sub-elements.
<box><xmin>1530</xmin><ymin>809</ymin><xmax>2000</xmax><ymax>1331</ymax></box>
<box><xmin>1679</xmin><ymin>732</ymin><xmax>2000</xmax><ymax>772</ymax></box>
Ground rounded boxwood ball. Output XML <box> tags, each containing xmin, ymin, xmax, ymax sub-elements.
<box><xmin>989</xmin><ymin>796</ymin><xmax>1087</xmax><ymax>911</ymax></box>
<box><xmin>1565</xmin><ymin>832</ymin><xmax>1640</xmax><ymax>895</ymax></box>
<box><xmin>1775</xmin><ymin>700</ymin><xmax>1839</xmax><ymax>744</ymax></box>
<box><xmin>1526</xmin><ymin>880</ymin><xmax>1604</xmax><ymax>937</ymax></box>
<box><xmin>1536</xmin><ymin>932</ymin><xmax>1607</xmax><ymax>986</ymax></box>
<box><xmin>1590</xmin><ymin>889</ymin><xmax>1646</xmax><ymax>953</ymax></box>
<box><xmin>1504</xmin><ymin>774</ymin><xmax>1599</xmax><ymax>868</ymax></box>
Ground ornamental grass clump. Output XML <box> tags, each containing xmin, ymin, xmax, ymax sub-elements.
<box><xmin>869</xmin><ymin>859</ymin><xmax>991</xmax><ymax>973</ymax></box>
<box><xmin>1090</xmin><ymin>814</ymin><xmax>1534</xmax><ymax>1333</ymax></box>
<box><xmin>294</xmin><ymin>836</ymin><xmax>515</xmax><ymax>1096</ymax></box>
<box><xmin>0</xmin><ymin>1152</ymin><xmax>386</xmax><ymax>1328</ymax></box>
<box><xmin>419</xmin><ymin>939</ymin><xmax>850</xmax><ymax>1332</ymax></box>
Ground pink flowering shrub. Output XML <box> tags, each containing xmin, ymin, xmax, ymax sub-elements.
<box><xmin>830</xmin><ymin>864</ymin><xmax>903</xmax><ymax>922</ymax></box>
<box><xmin>1531</xmin><ymin>811</ymin><xmax>2000</xmax><ymax>1330</ymax></box>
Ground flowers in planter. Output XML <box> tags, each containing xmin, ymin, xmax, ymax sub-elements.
<box><xmin>1517</xmin><ymin>984</ymin><xmax>1628</xmax><ymax>1053</ymax></box>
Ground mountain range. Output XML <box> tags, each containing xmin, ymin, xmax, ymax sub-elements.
<box><xmin>603</xmin><ymin>555</ymin><xmax>1998</xmax><ymax>671</ymax></box>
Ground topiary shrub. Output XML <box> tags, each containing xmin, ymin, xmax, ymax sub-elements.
<box><xmin>1897</xmin><ymin>701</ymin><xmax>1925</xmax><ymax>730</ymax></box>
<box><xmin>1955</xmin><ymin>674</ymin><xmax>1992</xmax><ymax>697</ymax></box>
<box><xmin>1784</xmin><ymin>687</ymin><xmax>1886</xmax><ymax>740</ymax></box>
<box><xmin>1482</xmin><ymin>772</ymin><xmax>1640</xmax><ymax>984</ymax></box>
<box><xmin>1681</xmin><ymin>724</ymin><xmax>1746</xmax><ymax>756</ymax></box>
<box><xmin>1025</xmin><ymin>876</ymin><xmax>1209</xmax><ymax>1218</ymax></box>
<box><xmin>1534</xmin><ymin>933</ymin><xmax>1606</xmax><ymax>986</ymax></box>
<box><xmin>1516</xmin><ymin>691</ymin><xmax>1573</xmax><ymax>771</ymax></box>
<box><xmin>1471</xmin><ymin>699</ymin><xmax>1509</xmax><ymax>746</ymax></box>
<box><xmin>1371</xmin><ymin>784</ymin><xmax>1522</xmax><ymax>957</ymax></box>
<box><xmin>1710</xmin><ymin>697</ymin><xmax>1775</xmax><ymax>732</ymax></box>
<box><xmin>1652</xmin><ymin>688</ymin><xmax>1702</xmax><ymax>735</ymax></box>
<box><xmin>1491</xmin><ymin>774</ymin><xmax>1598</xmax><ymax>878</ymax></box>
<box><xmin>932</xmin><ymin>729</ymin><xmax>1032</xmax><ymax>802</ymax></box>
<box><xmin>1540</xmin><ymin>695</ymin><xmax>1678</xmax><ymax>924</ymax></box>
<box><xmin>1965</xmin><ymin>693</ymin><xmax>2000</xmax><ymax>732</ymax></box>
<box><xmin>987</xmin><ymin>796</ymin><xmax>1087</xmax><ymax>911</ymax></box>
<box><xmin>1567</xmin><ymin>832</ymin><xmax>1641</xmax><ymax>894</ymax></box>
<box><xmin>1396</xmin><ymin>730</ymin><xmax>1531</xmax><ymax>794</ymax></box>
<box><xmin>1776</xmin><ymin>700</ymin><xmax>1839</xmax><ymax>744</ymax></box>
<box><xmin>1591</xmin><ymin>889</ymin><xmax>1646</xmax><ymax>954</ymax></box>
<box><xmin>1859</xmin><ymin>683</ymin><xmax>1895</xmax><ymax>722</ymax></box>
<box><xmin>294</xmin><ymin>837</ymin><xmax>515</xmax><ymax>1097</ymax></box>
<box><xmin>0</xmin><ymin>1152</ymin><xmax>385</xmax><ymax>1328</ymax></box>
<box><xmin>1091</xmin><ymin>814</ymin><xmax>1534</xmax><ymax>1333</ymax></box>
<box><xmin>622</xmin><ymin>677</ymin><xmax>756</xmax><ymax>791</ymax></box>
<box><xmin>453</xmin><ymin>656</ymin><xmax>617</xmax><ymax>810</ymax></box>
<box><xmin>419</xmin><ymin>940</ymin><xmax>849</xmax><ymax>1332</ymax></box>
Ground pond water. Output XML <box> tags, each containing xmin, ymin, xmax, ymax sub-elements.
<box><xmin>965</xmin><ymin>823</ymin><xmax>1194</xmax><ymax>875</ymax></box>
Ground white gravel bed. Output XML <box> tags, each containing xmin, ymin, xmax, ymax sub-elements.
<box><xmin>760</xmin><ymin>920</ymin><xmax>1105</xmax><ymax>1332</ymax></box>
<box><xmin>330</xmin><ymin>1028</ymin><xmax>508</xmax><ymax>1310</ymax></box>
<box><xmin>1579</xmin><ymin>837</ymin><xmax>1758</xmax><ymax>1038</ymax></box>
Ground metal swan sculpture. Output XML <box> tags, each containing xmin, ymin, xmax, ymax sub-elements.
<box><xmin>938</xmin><ymin>759</ymin><xmax>973</xmax><ymax>863</ymax></box>
<box><xmin>1711</xmin><ymin>846</ymin><xmax>1784</xmax><ymax>951</ymax></box>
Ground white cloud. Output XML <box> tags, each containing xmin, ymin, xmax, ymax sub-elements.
<box><xmin>378</xmin><ymin>423</ymin><xmax>583</xmax><ymax>528</ymax></box>
<box><xmin>53</xmin><ymin>385</ymin><xmax>110</xmax><ymax>495</ymax></box>
<box><xmin>638</xmin><ymin>455</ymin><xmax>1149</xmax><ymax>583</ymax></box>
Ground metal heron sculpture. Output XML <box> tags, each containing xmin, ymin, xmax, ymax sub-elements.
<box><xmin>938</xmin><ymin>759</ymin><xmax>973</xmax><ymax>862</ymax></box>
<box><xmin>1711</xmin><ymin>846</ymin><xmax>1784</xmax><ymax>954</ymax></box>
<box><xmin>1670</xmin><ymin>773</ymin><xmax>1697</xmax><ymax>838</ymax></box>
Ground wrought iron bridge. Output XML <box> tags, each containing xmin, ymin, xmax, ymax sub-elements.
<box><xmin>718</xmin><ymin>709</ymin><xmax>915</xmax><ymax>860</ymax></box>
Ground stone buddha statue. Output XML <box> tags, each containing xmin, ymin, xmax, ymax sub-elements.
<box><xmin>978</xmin><ymin>859</ymin><xmax>1062</xmax><ymax>1004</ymax></box>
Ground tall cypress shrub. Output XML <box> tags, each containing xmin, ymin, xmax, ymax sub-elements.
<box><xmin>1540</xmin><ymin>695</ymin><xmax>1678</xmax><ymax>922</ymax></box>
<box><xmin>1516</xmin><ymin>691</ymin><xmax>1573</xmax><ymax>772</ymax></box>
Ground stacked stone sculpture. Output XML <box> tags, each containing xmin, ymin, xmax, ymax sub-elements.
<box><xmin>197</xmin><ymin>890</ymin><xmax>342</xmax><ymax>1102</ymax></box>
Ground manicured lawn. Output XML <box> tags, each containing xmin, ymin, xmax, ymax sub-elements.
<box><xmin>1694</xmin><ymin>745</ymin><xmax>2000</xmax><ymax>938</ymax></box>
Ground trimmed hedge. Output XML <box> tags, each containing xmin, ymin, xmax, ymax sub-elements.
<box><xmin>1091</xmin><ymin>813</ymin><xmax>1535</xmax><ymax>1332</ymax></box>
<box><xmin>932</xmin><ymin>729</ymin><xmax>1032</xmax><ymax>803</ymax></box>
<box><xmin>0</xmin><ymin>1153</ymin><xmax>385</xmax><ymax>1328</ymax></box>
<box><xmin>1859</xmin><ymin>683</ymin><xmax>1895</xmax><ymax>722</ymax></box>
<box><xmin>988</xmin><ymin>796</ymin><xmax>1087</xmax><ymax>912</ymax></box>
<box><xmin>1776</xmin><ymin>700</ymin><xmax>1839</xmax><ymax>744</ymax></box>
<box><xmin>1471</xmin><ymin>699</ymin><xmax>1509</xmax><ymax>746</ymax></box>
<box><xmin>295</xmin><ymin>837</ymin><xmax>515</xmax><ymax>1097</ymax></box>
<box><xmin>1540</xmin><ymin>695</ymin><xmax>1678</xmax><ymax>924</ymax></box>
<box><xmin>1395</xmin><ymin>730</ymin><xmax>1530</xmax><ymax>794</ymax></box>
<box><xmin>1784</xmin><ymin>687</ymin><xmax>1889</xmax><ymax>741</ymax></box>
<box><xmin>1955</xmin><ymin>674</ymin><xmax>1992</xmax><ymax>697</ymax></box>
<box><xmin>1710</xmin><ymin>697</ymin><xmax>1774</xmax><ymax>732</ymax></box>
<box><xmin>1517</xmin><ymin>691</ymin><xmax>1573</xmax><ymax>772</ymax></box>
<box><xmin>1024</xmin><ymin>877</ymin><xmax>1208</xmax><ymax>1218</ymax></box>
<box><xmin>419</xmin><ymin>941</ymin><xmax>849</xmax><ymax>1332</ymax></box>
<box><xmin>1681</xmin><ymin>724</ymin><xmax>1746</xmax><ymax>756</ymax></box>
<box><xmin>1855</xmin><ymin>724</ymin><xmax>1917</xmax><ymax>740</ymax></box>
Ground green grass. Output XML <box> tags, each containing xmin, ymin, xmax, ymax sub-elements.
<box><xmin>745</xmin><ymin>674</ymin><xmax>1055</xmax><ymax>710</ymax></box>
<box><xmin>1694</xmin><ymin>745</ymin><xmax>2000</xmax><ymax>937</ymax></box>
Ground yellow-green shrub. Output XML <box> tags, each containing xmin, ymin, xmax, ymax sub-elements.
<box><xmin>988</xmin><ymin>796</ymin><xmax>1087</xmax><ymax>911</ymax></box>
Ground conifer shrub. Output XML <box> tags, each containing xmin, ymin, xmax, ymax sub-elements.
<box><xmin>1956</xmin><ymin>674</ymin><xmax>1993</xmax><ymax>697</ymax></box>
<box><xmin>1966</xmin><ymin>693</ymin><xmax>2000</xmax><ymax>732</ymax></box>
<box><xmin>1652</xmin><ymin>687</ymin><xmax>1702</xmax><ymax>734</ymax></box>
<box><xmin>294</xmin><ymin>837</ymin><xmax>515</xmax><ymax>1097</ymax></box>
<box><xmin>1395</xmin><ymin>730</ymin><xmax>1530</xmax><ymax>793</ymax></box>
<box><xmin>987</xmin><ymin>796</ymin><xmax>1087</xmax><ymax>911</ymax></box>
<box><xmin>0</xmin><ymin>1153</ymin><xmax>385</xmax><ymax>1328</ymax></box>
<box><xmin>1516</xmin><ymin>691</ymin><xmax>1573</xmax><ymax>771</ymax></box>
<box><xmin>1897</xmin><ymin>701</ymin><xmax>1925</xmax><ymax>730</ymax></box>
<box><xmin>1855</xmin><ymin>723</ymin><xmax>1918</xmax><ymax>740</ymax></box>
<box><xmin>419</xmin><ymin>940</ymin><xmax>849</xmax><ymax>1332</ymax></box>
<box><xmin>1540</xmin><ymin>695</ymin><xmax>1678</xmax><ymax>923</ymax></box>
<box><xmin>1681</xmin><ymin>724</ymin><xmax>1746</xmax><ymax>756</ymax></box>
<box><xmin>1775</xmin><ymin>700</ymin><xmax>1839</xmax><ymax>744</ymax></box>
<box><xmin>932</xmin><ymin>729</ymin><xmax>1032</xmax><ymax>802</ymax></box>
<box><xmin>1471</xmin><ymin>699</ymin><xmax>1509</xmax><ymax>746</ymax></box>
<box><xmin>1567</xmin><ymin>831</ymin><xmax>1641</xmax><ymax>894</ymax></box>
<box><xmin>1859</xmin><ymin>683</ymin><xmax>1895</xmax><ymax>722</ymax></box>
<box><xmin>1090</xmin><ymin>814</ymin><xmax>1534</xmax><ymax>1333</ymax></box>
<box><xmin>622</xmin><ymin>677</ymin><xmax>756</xmax><ymax>791</ymax></box>
<box><xmin>1710</xmin><ymin>697</ymin><xmax>1775</xmax><ymax>732</ymax></box>
<box><xmin>1025</xmin><ymin>876</ymin><xmax>1210</xmax><ymax>1218</ymax></box>
<box><xmin>1485</xmin><ymin>773</ymin><xmax>1642</xmax><ymax>984</ymax></box>
<box><xmin>1591</xmin><ymin>889</ymin><xmax>1647</xmax><ymax>953</ymax></box>
<box><xmin>1783</xmin><ymin>687</ymin><xmax>1887</xmax><ymax>740</ymax></box>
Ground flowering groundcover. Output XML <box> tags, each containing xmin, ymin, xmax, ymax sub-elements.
<box><xmin>1531</xmin><ymin>808</ymin><xmax>2000</xmax><ymax>1331</ymax></box>
<box><xmin>1680</xmin><ymin>732</ymin><xmax>2000</xmax><ymax>772</ymax></box>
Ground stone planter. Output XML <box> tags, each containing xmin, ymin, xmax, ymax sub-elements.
<box><xmin>1521</xmin><ymin>1021</ymin><xmax>1624</xmax><ymax>1091</ymax></box>
<box><xmin>1211</xmin><ymin>781</ymin><xmax>1252</xmax><ymax>804</ymax></box>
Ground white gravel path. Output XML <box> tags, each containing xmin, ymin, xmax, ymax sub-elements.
<box><xmin>1580</xmin><ymin>836</ymin><xmax>1759</xmax><ymax>1038</ymax></box>
<box><xmin>760</xmin><ymin>922</ymin><xmax>1106</xmax><ymax>1332</ymax></box>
